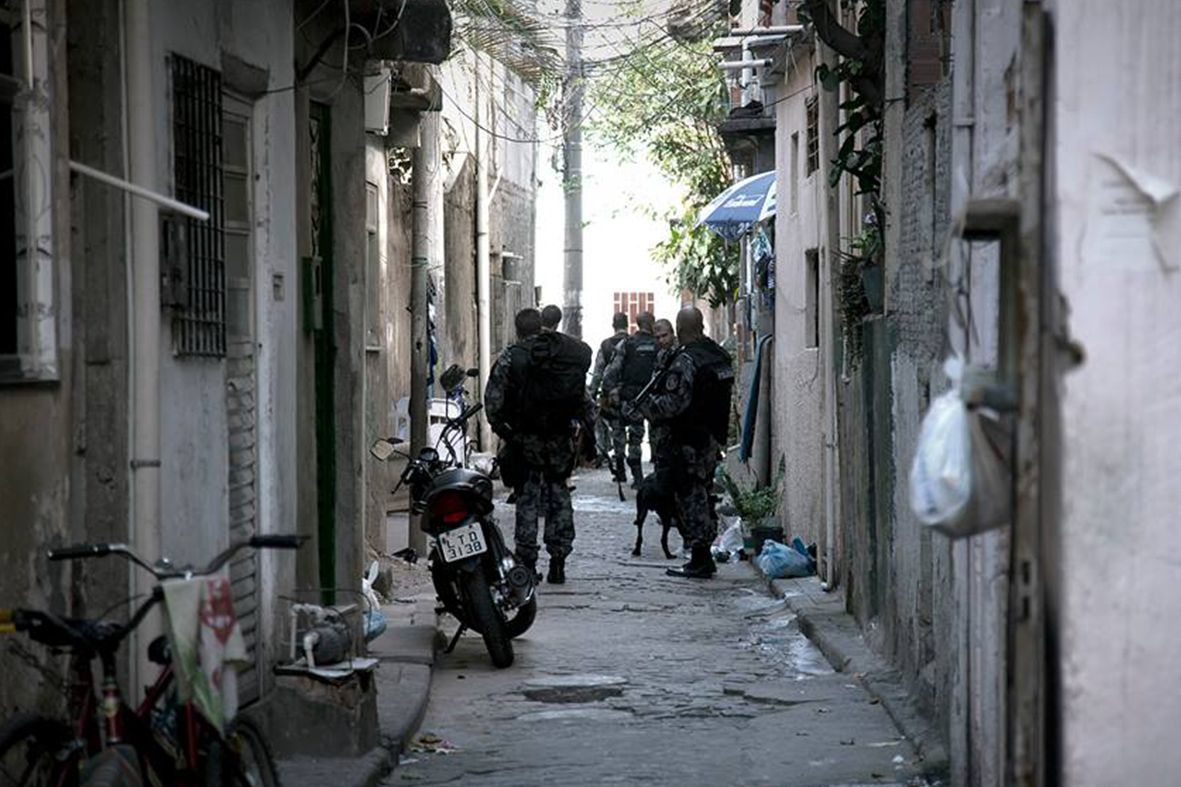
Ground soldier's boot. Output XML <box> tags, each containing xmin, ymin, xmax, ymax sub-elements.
<box><xmin>666</xmin><ymin>545</ymin><xmax>716</xmax><ymax>579</ymax></box>
<box><xmin>546</xmin><ymin>556</ymin><xmax>566</xmax><ymax>584</ymax></box>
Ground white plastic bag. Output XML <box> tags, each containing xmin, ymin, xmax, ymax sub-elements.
<box><xmin>718</xmin><ymin>520</ymin><xmax>745</xmax><ymax>554</ymax></box>
<box><xmin>910</xmin><ymin>357</ymin><xmax>971</xmax><ymax>526</ymax></box>
<box><xmin>910</xmin><ymin>356</ymin><xmax>1011</xmax><ymax>537</ymax></box>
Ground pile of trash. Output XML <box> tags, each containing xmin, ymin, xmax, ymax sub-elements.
<box><xmin>754</xmin><ymin>537</ymin><xmax>816</xmax><ymax>579</ymax></box>
<box><xmin>709</xmin><ymin>516</ymin><xmax>818</xmax><ymax>579</ymax></box>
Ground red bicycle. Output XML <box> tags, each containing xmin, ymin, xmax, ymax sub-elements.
<box><xmin>0</xmin><ymin>535</ymin><xmax>303</xmax><ymax>787</ymax></box>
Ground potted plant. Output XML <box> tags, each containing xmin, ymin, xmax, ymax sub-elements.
<box><xmin>721</xmin><ymin>458</ymin><xmax>786</xmax><ymax>554</ymax></box>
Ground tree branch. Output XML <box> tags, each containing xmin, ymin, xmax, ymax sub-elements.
<box><xmin>802</xmin><ymin>0</ymin><xmax>871</xmax><ymax>62</ymax></box>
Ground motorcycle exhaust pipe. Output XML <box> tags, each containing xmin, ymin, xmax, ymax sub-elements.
<box><xmin>506</xmin><ymin>563</ymin><xmax>534</xmax><ymax>604</ymax></box>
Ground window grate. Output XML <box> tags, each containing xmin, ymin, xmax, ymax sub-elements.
<box><xmin>805</xmin><ymin>97</ymin><xmax>819</xmax><ymax>176</ymax></box>
<box><xmin>171</xmin><ymin>55</ymin><xmax>225</xmax><ymax>357</ymax></box>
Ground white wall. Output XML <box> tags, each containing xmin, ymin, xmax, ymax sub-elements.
<box><xmin>771</xmin><ymin>44</ymin><xmax>826</xmax><ymax>545</ymax></box>
<box><xmin>1052</xmin><ymin>2</ymin><xmax>1181</xmax><ymax>783</ymax></box>
<box><xmin>152</xmin><ymin>1</ymin><xmax>228</xmax><ymax>566</ymax></box>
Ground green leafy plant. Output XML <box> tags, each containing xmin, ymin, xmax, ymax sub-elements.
<box><xmin>834</xmin><ymin>220</ymin><xmax>883</xmax><ymax>366</ymax></box>
<box><xmin>721</xmin><ymin>457</ymin><xmax>787</xmax><ymax>527</ymax></box>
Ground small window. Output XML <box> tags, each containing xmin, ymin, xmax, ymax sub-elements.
<box><xmin>805</xmin><ymin>249</ymin><xmax>819</xmax><ymax>349</ymax></box>
<box><xmin>365</xmin><ymin>183</ymin><xmax>381</xmax><ymax>350</ymax></box>
<box><xmin>805</xmin><ymin>98</ymin><xmax>819</xmax><ymax>176</ymax></box>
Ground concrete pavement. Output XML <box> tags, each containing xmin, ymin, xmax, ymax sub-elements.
<box><xmin>384</xmin><ymin>467</ymin><xmax>930</xmax><ymax>787</ymax></box>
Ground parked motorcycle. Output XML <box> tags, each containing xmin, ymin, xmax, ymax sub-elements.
<box><xmin>372</xmin><ymin>400</ymin><xmax>536</xmax><ymax>668</ymax></box>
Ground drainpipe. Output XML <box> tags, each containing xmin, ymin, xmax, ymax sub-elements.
<box><xmin>475</xmin><ymin>50</ymin><xmax>492</xmax><ymax>450</ymax></box>
<box><xmin>125</xmin><ymin>0</ymin><xmax>162</xmax><ymax>696</ymax></box>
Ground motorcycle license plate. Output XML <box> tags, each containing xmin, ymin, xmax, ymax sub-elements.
<box><xmin>438</xmin><ymin>523</ymin><xmax>487</xmax><ymax>562</ymax></box>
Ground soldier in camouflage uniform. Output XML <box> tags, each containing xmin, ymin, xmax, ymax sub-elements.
<box><xmin>485</xmin><ymin>308</ymin><xmax>581</xmax><ymax>584</ymax></box>
<box><xmin>588</xmin><ymin>312</ymin><xmax>630</xmax><ymax>469</ymax></box>
<box><xmin>630</xmin><ymin>307</ymin><xmax>733</xmax><ymax>579</ymax></box>
<box><xmin>648</xmin><ymin>318</ymin><xmax>678</xmax><ymax>471</ymax></box>
<box><xmin>604</xmin><ymin>311</ymin><xmax>659</xmax><ymax>488</ymax></box>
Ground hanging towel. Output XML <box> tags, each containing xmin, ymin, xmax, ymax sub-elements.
<box><xmin>162</xmin><ymin>576</ymin><xmax>248</xmax><ymax>734</ymax></box>
<box><xmin>739</xmin><ymin>334</ymin><xmax>774</xmax><ymax>462</ymax></box>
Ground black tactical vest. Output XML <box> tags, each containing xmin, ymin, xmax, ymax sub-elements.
<box><xmin>671</xmin><ymin>338</ymin><xmax>734</xmax><ymax>448</ymax></box>
<box><xmin>619</xmin><ymin>332</ymin><xmax>658</xmax><ymax>400</ymax></box>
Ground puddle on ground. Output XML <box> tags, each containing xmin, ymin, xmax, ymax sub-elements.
<box><xmin>736</xmin><ymin>611</ymin><xmax>835</xmax><ymax>678</ymax></box>
<box><xmin>730</xmin><ymin>590</ymin><xmax>788</xmax><ymax>614</ymax></box>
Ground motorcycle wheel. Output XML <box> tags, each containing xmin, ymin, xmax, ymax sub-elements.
<box><xmin>503</xmin><ymin>596</ymin><xmax>537</xmax><ymax>639</ymax></box>
<box><xmin>458</xmin><ymin>566</ymin><xmax>514</xmax><ymax>668</ymax></box>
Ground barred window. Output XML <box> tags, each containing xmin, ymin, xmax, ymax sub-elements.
<box><xmin>805</xmin><ymin>97</ymin><xmax>819</xmax><ymax>176</ymax></box>
<box><xmin>171</xmin><ymin>55</ymin><xmax>225</xmax><ymax>356</ymax></box>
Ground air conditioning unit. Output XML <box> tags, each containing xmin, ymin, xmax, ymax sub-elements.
<box><xmin>364</xmin><ymin>64</ymin><xmax>392</xmax><ymax>136</ymax></box>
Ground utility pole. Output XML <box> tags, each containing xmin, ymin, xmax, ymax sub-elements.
<box><xmin>410</xmin><ymin>107</ymin><xmax>440</xmax><ymax>555</ymax></box>
<box><xmin>475</xmin><ymin>49</ymin><xmax>493</xmax><ymax>451</ymax></box>
<box><xmin>562</xmin><ymin>0</ymin><xmax>584</xmax><ymax>338</ymax></box>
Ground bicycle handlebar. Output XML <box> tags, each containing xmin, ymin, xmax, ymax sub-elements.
<box><xmin>47</xmin><ymin>543</ymin><xmax>115</xmax><ymax>561</ymax></box>
<box><xmin>47</xmin><ymin>535</ymin><xmax>306</xmax><ymax>579</ymax></box>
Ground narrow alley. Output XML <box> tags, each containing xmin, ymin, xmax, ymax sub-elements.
<box><xmin>389</xmin><ymin>468</ymin><xmax>924</xmax><ymax>787</ymax></box>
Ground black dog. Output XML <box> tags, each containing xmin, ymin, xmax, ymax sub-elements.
<box><xmin>633</xmin><ymin>470</ymin><xmax>683</xmax><ymax>559</ymax></box>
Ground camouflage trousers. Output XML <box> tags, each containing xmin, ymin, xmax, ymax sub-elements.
<box><xmin>611</xmin><ymin>409</ymin><xmax>646</xmax><ymax>479</ymax></box>
<box><xmin>512</xmin><ymin>432</ymin><xmax>577</xmax><ymax>564</ymax></box>
<box><xmin>649</xmin><ymin>421</ymin><xmax>672</xmax><ymax>472</ymax></box>
<box><xmin>672</xmin><ymin>440</ymin><xmax>720</xmax><ymax>549</ymax></box>
<box><xmin>514</xmin><ymin>469</ymin><xmax>575</xmax><ymax>563</ymax></box>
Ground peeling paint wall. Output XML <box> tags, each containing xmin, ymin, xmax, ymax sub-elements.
<box><xmin>1050</xmin><ymin>1</ymin><xmax>1181</xmax><ymax>783</ymax></box>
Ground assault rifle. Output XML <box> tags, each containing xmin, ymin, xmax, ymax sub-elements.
<box><xmin>625</xmin><ymin>345</ymin><xmax>685</xmax><ymax>415</ymax></box>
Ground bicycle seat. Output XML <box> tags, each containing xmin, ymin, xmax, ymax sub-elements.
<box><xmin>148</xmin><ymin>634</ymin><xmax>172</xmax><ymax>666</ymax></box>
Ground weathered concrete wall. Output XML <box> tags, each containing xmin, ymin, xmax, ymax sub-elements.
<box><xmin>771</xmin><ymin>44</ymin><xmax>826</xmax><ymax>546</ymax></box>
<box><xmin>1052</xmin><ymin>2</ymin><xmax>1181</xmax><ymax>783</ymax></box>
<box><xmin>293</xmin><ymin>5</ymin><xmax>372</xmax><ymax>595</ymax></box>
<box><xmin>442</xmin><ymin>156</ymin><xmax>477</xmax><ymax>375</ymax></box>
<box><xmin>65</xmin><ymin>0</ymin><xmax>131</xmax><ymax>632</ymax></box>
<box><xmin>491</xmin><ymin>178</ymin><xmax>537</xmax><ymax>354</ymax></box>
<box><xmin>883</xmin><ymin>79</ymin><xmax>952</xmax><ymax>719</ymax></box>
<box><xmin>0</xmin><ymin>0</ymin><xmax>106</xmax><ymax>718</ymax></box>
<box><xmin>365</xmin><ymin>139</ymin><xmax>414</xmax><ymax>554</ymax></box>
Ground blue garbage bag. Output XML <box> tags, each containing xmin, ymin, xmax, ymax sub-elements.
<box><xmin>756</xmin><ymin>540</ymin><xmax>813</xmax><ymax>579</ymax></box>
<box><xmin>363</xmin><ymin>609</ymin><xmax>388</xmax><ymax>642</ymax></box>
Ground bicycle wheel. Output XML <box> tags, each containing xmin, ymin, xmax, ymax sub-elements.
<box><xmin>0</xmin><ymin>714</ymin><xmax>75</xmax><ymax>787</ymax></box>
<box><xmin>204</xmin><ymin>716</ymin><xmax>279</xmax><ymax>787</ymax></box>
